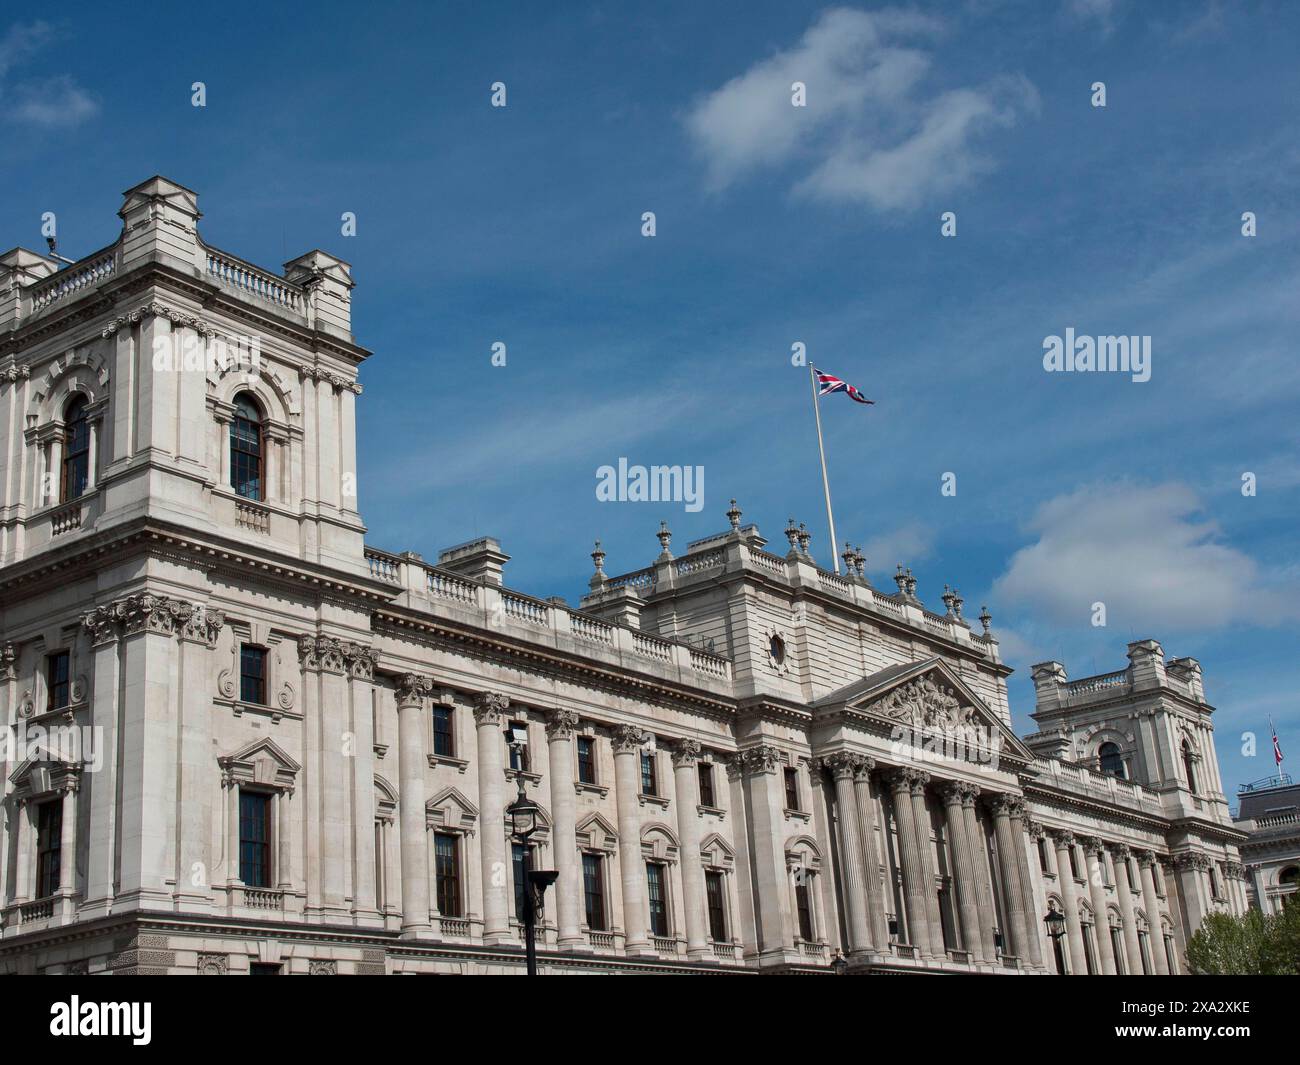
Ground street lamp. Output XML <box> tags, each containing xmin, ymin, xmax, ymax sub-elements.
<box><xmin>830</xmin><ymin>951</ymin><xmax>849</xmax><ymax>976</ymax></box>
<box><xmin>505</xmin><ymin>726</ymin><xmax>558</xmax><ymax>975</ymax></box>
<box><xmin>1043</xmin><ymin>907</ymin><xmax>1067</xmax><ymax>975</ymax></box>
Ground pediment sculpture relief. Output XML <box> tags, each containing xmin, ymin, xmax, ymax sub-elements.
<box><xmin>870</xmin><ymin>674</ymin><xmax>979</xmax><ymax>730</ymax></box>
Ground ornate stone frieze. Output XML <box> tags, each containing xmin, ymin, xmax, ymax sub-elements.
<box><xmin>197</xmin><ymin>953</ymin><xmax>229</xmax><ymax>975</ymax></box>
<box><xmin>869</xmin><ymin>672</ymin><xmax>979</xmax><ymax>730</ymax></box>
<box><xmin>669</xmin><ymin>737</ymin><xmax>701</xmax><ymax>767</ymax></box>
<box><xmin>307</xmin><ymin>959</ymin><xmax>337</xmax><ymax>975</ymax></box>
<box><xmin>610</xmin><ymin>723</ymin><xmax>648</xmax><ymax>754</ymax></box>
<box><xmin>1</xmin><ymin>364</ymin><xmax>31</xmax><ymax>382</ymax></box>
<box><xmin>296</xmin><ymin>634</ymin><xmax>375</xmax><ymax>676</ymax></box>
<box><xmin>472</xmin><ymin>690</ymin><xmax>509</xmax><ymax>726</ymax></box>
<box><xmin>179</xmin><ymin>605</ymin><xmax>225</xmax><ymax>647</ymax></box>
<box><xmin>301</xmin><ymin>365</ymin><xmax>363</xmax><ymax>395</ymax></box>
<box><xmin>101</xmin><ymin>301</ymin><xmax>216</xmax><ymax>339</ymax></box>
<box><xmin>545</xmin><ymin>708</ymin><xmax>580</xmax><ymax>740</ymax></box>
<box><xmin>82</xmin><ymin>594</ymin><xmax>211</xmax><ymax>643</ymax></box>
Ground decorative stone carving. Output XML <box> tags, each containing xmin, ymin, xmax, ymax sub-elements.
<box><xmin>610</xmin><ymin>723</ymin><xmax>648</xmax><ymax>754</ymax></box>
<box><xmin>179</xmin><ymin>605</ymin><xmax>225</xmax><ymax>646</ymax></box>
<box><xmin>1108</xmin><ymin>842</ymin><xmax>1131</xmax><ymax>861</ymax></box>
<box><xmin>197</xmin><ymin>953</ymin><xmax>228</xmax><ymax>975</ymax></box>
<box><xmin>1079</xmin><ymin>834</ymin><xmax>1106</xmax><ymax>857</ymax></box>
<box><xmin>1173</xmin><ymin>852</ymin><xmax>1211</xmax><ymax>872</ymax></box>
<box><xmin>472</xmin><ymin>690</ymin><xmax>509</xmax><ymax>726</ymax></box>
<box><xmin>940</xmin><ymin>780</ymin><xmax>978</xmax><ymax>805</ymax></box>
<box><xmin>396</xmin><ymin>673</ymin><xmax>433</xmax><ymax>707</ymax></box>
<box><xmin>739</xmin><ymin>744</ymin><xmax>782</xmax><ymax>776</ymax></box>
<box><xmin>669</xmin><ymin>737</ymin><xmax>701</xmax><ymax>767</ymax></box>
<box><xmin>308</xmin><ymin>959</ymin><xmax>337</xmax><ymax>975</ymax></box>
<box><xmin>870</xmin><ymin>673</ymin><xmax>978</xmax><ymax>730</ymax></box>
<box><xmin>545</xmin><ymin>708</ymin><xmax>580</xmax><ymax>740</ymax></box>
<box><xmin>1049</xmin><ymin>828</ymin><xmax>1076</xmax><ymax>847</ymax></box>
<box><xmin>1</xmin><ymin>643</ymin><xmax>16</xmax><ymax>681</ymax></box>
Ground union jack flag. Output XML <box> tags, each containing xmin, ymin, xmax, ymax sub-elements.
<box><xmin>814</xmin><ymin>366</ymin><xmax>873</xmax><ymax>405</ymax></box>
<box><xmin>1272</xmin><ymin>720</ymin><xmax>1285</xmax><ymax>767</ymax></box>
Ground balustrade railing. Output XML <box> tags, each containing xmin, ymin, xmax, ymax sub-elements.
<box><xmin>204</xmin><ymin>245</ymin><xmax>303</xmax><ymax>311</ymax></box>
<box><xmin>30</xmin><ymin>247</ymin><xmax>117</xmax><ymax>312</ymax></box>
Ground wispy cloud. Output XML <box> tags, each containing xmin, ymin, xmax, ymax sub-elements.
<box><xmin>992</xmin><ymin>481</ymin><xmax>1299</xmax><ymax>633</ymax></box>
<box><xmin>683</xmin><ymin>7</ymin><xmax>1036</xmax><ymax>211</ymax></box>
<box><xmin>0</xmin><ymin>21</ymin><xmax>99</xmax><ymax>128</ymax></box>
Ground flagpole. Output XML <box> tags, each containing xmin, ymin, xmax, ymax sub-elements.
<box><xmin>809</xmin><ymin>365</ymin><xmax>840</xmax><ymax>573</ymax></box>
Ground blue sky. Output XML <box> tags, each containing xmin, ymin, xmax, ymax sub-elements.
<box><xmin>2</xmin><ymin>1</ymin><xmax>1296</xmax><ymax>797</ymax></box>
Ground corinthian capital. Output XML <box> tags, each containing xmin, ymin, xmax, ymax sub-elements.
<box><xmin>1049</xmin><ymin>828</ymin><xmax>1075</xmax><ymax>848</ymax></box>
<box><xmin>473</xmin><ymin>691</ymin><xmax>510</xmax><ymax>726</ymax></box>
<box><xmin>1079</xmin><ymin>834</ymin><xmax>1106</xmax><ymax>857</ymax></box>
<box><xmin>670</xmin><ymin>737</ymin><xmax>702</xmax><ymax>768</ymax></box>
<box><xmin>940</xmin><ymin>780</ymin><xmax>978</xmax><ymax>806</ymax></box>
<box><xmin>611</xmin><ymin>724</ymin><xmax>648</xmax><ymax>754</ymax></box>
<box><xmin>819</xmin><ymin>751</ymin><xmax>858</xmax><ymax>781</ymax></box>
<box><xmin>396</xmin><ymin>673</ymin><xmax>433</xmax><ymax>708</ymax></box>
<box><xmin>740</xmin><ymin>744</ymin><xmax>782</xmax><ymax>776</ymax></box>
<box><xmin>545</xmin><ymin>708</ymin><xmax>580</xmax><ymax>740</ymax></box>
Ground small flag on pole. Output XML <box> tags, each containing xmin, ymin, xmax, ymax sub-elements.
<box><xmin>814</xmin><ymin>366</ymin><xmax>874</xmax><ymax>405</ymax></box>
<box><xmin>1271</xmin><ymin>718</ymin><xmax>1285</xmax><ymax>767</ymax></box>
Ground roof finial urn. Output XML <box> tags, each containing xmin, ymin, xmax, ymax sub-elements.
<box><xmin>727</xmin><ymin>498</ymin><xmax>742</xmax><ymax>531</ymax></box>
<box><xmin>784</xmin><ymin>518</ymin><xmax>800</xmax><ymax>555</ymax></box>
<box><xmin>589</xmin><ymin>539</ymin><xmax>607</xmax><ymax>590</ymax></box>
<box><xmin>797</xmin><ymin>523</ymin><xmax>811</xmax><ymax>555</ymax></box>
<box><xmin>656</xmin><ymin>520</ymin><xmax>673</xmax><ymax>560</ymax></box>
<box><xmin>979</xmin><ymin>604</ymin><xmax>992</xmax><ymax>635</ymax></box>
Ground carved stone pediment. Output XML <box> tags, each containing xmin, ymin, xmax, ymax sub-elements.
<box><xmin>868</xmin><ymin>673</ymin><xmax>979</xmax><ymax>731</ymax></box>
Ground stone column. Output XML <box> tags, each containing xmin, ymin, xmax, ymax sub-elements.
<box><xmin>670</xmin><ymin>738</ymin><xmax>709</xmax><ymax>960</ymax></box>
<box><xmin>317</xmin><ymin>649</ymin><xmax>349</xmax><ymax>916</ymax></box>
<box><xmin>396</xmin><ymin>674</ymin><xmax>431</xmax><ymax>936</ymax></box>
<box><xmin>886</xmin><ymin>769</ymin><xmax>931</xmax><ymax>957</ymax></box>
<box><xmin>909</xmin><ymin>773</ymin><xmax>946</xmax><ymax>959</ymax></box>
<box><xmin>277</xmin><ymin>788</ymin><xmax>294</xmax><ymax>892</ymax></box>
<box><xmin>546</xmin><ymin>709</ymin><xmax>583</xmax><ymax>950</ymax></box>
<box><xmin>80</xmin><ymin>607</ymin><xmax>121</xmax><ymax>916</ymax></box>
<box><xmin>989</xmin><ymin>795</ymin><xmax>1032</xmax><ymax>966</ymax></box>
<box><xmin>611</xmin><ymin>724</ymin><xmax>653</xmax><ymax>955</ymax></box>
<box><xmin>58</xmin><ymin>783</ymin><xmax>78</xmax><ymax>894</ymax></box>
<box><xmin>1173</xmin><ymin>852</ymin><xmax>1211</xmax><ymax>952</ymax></box>
<box><xmin>474</xmin><ymin>691</ymin><xmax>511</xmax><ymax>943</ymax></box>
<box><xmin>13</xmin><ymin>798</ymin><xmax>31</xmax><ymax>902</ymax></box>
<box><xmin>223</xmin><ymin>771</ymin><xmax>240</xmax><ymax>885</ymax></box>
<box><xmin>961</xmin><ymin>791</ymin><xmax>998</xmax><ymax>962</ymax></box>
<box><xmin>1051</xmin><ymin>830</ymin><xmax>1088</xmax><ymax>973</ymax></box>
<box><xmin>174</xmin><ymin>605</ymin><xmax>221</xmax><ymax>912</ymax></box>
<box><xmin>1080</xmin><ymin>836</ymin><xmax>1117</xmax><ymax>974</ymax></box>
<box><xmin>823</xmin><ymin>754</ymin><xmax>873</xmax><ymax>956</ymax></box>
<box><xmin>940</xmin><ymin>782</ymin><xmax>984</xmax><ymax>961</ymax></box>
<box><xmin>344</xmin><ymin>645</ymin><xmax>380</xmax><ymax>922</ymax></box>
<box><xmin>1137</xmin><ymin>851</ymin><xmax>1170</xmax><ymax>974</ymax></box>
<box><xmin>1014</xmin><ymin>811</ymin><xmax>1047</xmax><ymax>971</ymax></box>
<box><xmin>851</xmin><ymin>757</ymin><xmax>889</xmax><ymax>950</ymax></box>
<box><xmin>1110</xmin><ymin>844</ymin><xmax>1142</xmax><ymax>974</ymax></box>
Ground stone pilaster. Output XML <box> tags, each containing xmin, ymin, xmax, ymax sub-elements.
<box><xmin>396</xmin><ymin>674</ymin><xmax>432</xmax><ymax>936</ymax></box>
<box><xmin>1051</xmin><ymin>829</ymin><xmax>1088</xmax><ymax>973</ymax></box>
<box><xmin>473</xmin><ymin>691</ymin><xmax>511</xmax><ymax>943</ymax></box>
<box><xmin>670</xmin><ymin>737</ymin><xmax>709</xmax><ymax>960</ymax></box>
<box><xmin>611</xmin><ymin>724</ymin><xmax>653</xmax><ymax>955</ymax></box>
<box><xmin>1110</xmin><ymin>844</ymin><xmax>1142</xmax><ymax>974</ymax></box>
<box><xmin>545</xmin><ymin>709</ymin><xmax>583</xmax><ymax>949</ymax></box>
<box><xmin>1137</xmin><ymin>850</ymin><xmax>1170</xmax><ymax>974</ymax></box>
<box><xmin>1080</xmin><ymin>836</ymin><xmax>1117</xmax><ymax>974</ymax></box>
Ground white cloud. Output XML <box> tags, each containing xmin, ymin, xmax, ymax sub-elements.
<box><xmin>0</xmin><ymin>22</ymin><xmax>99</xmax><ymax>128</ymax></box>
<box><xmin>1067</xmin><ymin>0</ymin><xmax>1120</xmax><ymax>32</ymax></box>
<box><xmin>992</xmin><ymin>481</ymin><xmax>1298</xmax><ymax>633</ymax></box>
<box><xmin>683</xmin><ymin>7</ymin><xmax>1035</xmax><ymax>211</ymax></box>
<box><xmin>860</xmin><ymin>520</ymin><xmax>934</xmax><ymax>576</ymax></box>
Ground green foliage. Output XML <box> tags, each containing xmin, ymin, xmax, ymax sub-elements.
<box><xmin>1185</xmin><ymin>903</ymin><xmax>1300</xmax><ymax>975</ymax></box>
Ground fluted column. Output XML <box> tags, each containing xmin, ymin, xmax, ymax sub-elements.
<box><xmin>612</xmin><ymin>724</ymin><xmax>653</xmax><ymax>954</ymax></box>
<box><xmin>941</xmin><ymin>782</ymin><xmax>984</xmax><ymax>961</ymax></box>
<box><xmin>1111</xmin><ymin>844</ymin><xmax>1142</xmax><ymax>974</ymax></box>
<box><xmin>909</xmin><ymin>773</ymin><xmax>946</xmax><ymax>959</ymax></box>
<box><xmin>1080</xmin><ymin>836</ymin><xmax>1117</xmax><ymax>974</ymax></box>
<box><xmin>671</xmin><ymin>738</ymin><xmax>709</xmax><ymax>960</ymax></box>
<box><xmin>396</xmin><ymin>674</ymin><xmax>431</xmax><ymax>935</ymax></box>
<box><xmin>1137</xmin><ymin>851</ymin><xmax>1169</xmax><ymax>974</ymax></box>
<box><xmin>886</xmin><ymin>769</ymin><xmax>932</xmax><ymax>957</ymax></box>
<box><xmin>546</xmin><ymin>709</ymin><xmax>584</xmax><ymax>949</ymax></box>
<box><xmin>823</xmin><ymin>754</ymin><xmax>873</xmax><ymax>956</ymax></box>
<box><xmin>474</xmin><ymin>691</ymin><xmax>511</xmax><ymax>943</ymax></box>
<box><xmin>851</xmin><ymin>757</ymin><xmax>889</xmax><ymax>949</ymax></box>
<box><xmin>1013</xmin><ymin>805</ymin><xmax>1046</xmax><ymax>971</ymax></box>
<box><xmin>58</xmin><ymin>783</ymin><xmax>78</xmax><ymax>894</ymax></box>
<box><xmin>989</xmin><ymin>795</ymin><xmax>1031</xmax><ymax>965</ymax></box>
<box><xmin>961</xmin><ymin>791</ymin><xmax>997</xmax><ymax>961</ymax></box>
<box><xmin>1051</xmin><ymin>830</ymin><xmax>1088</xmax><ymax>973</ymax></box>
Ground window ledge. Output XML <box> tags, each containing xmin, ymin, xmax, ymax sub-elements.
<box><xmin>638</xmin><ymin>793</ymin><xmax>670</xmax><ymax>809</ymax></box>
<box><xmin>575</xmin><ymin>780</ymin><xmax>609</xmax><ymax>798</ymax></box>
<box><xmin>697</xmin><ymin>804</ymin><xmax>726</xmax><ymax>820</ymax></box>
<box><xmin>783</xmin><ymin>807</ymin><xmax>811</xmax><ymax>823</ymax></box>
<box><xmin>430</xmin><ymin>753</ymin><xmax>469</xmax><ymax>774</ymax></box>
<box><xmin>505</xmin><ymin>768</ymin><xmax>541</xmax><ymax>786</ymax></box>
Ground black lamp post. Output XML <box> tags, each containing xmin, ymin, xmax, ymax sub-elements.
<box><xmin>505</xmin><ymin>728</ymin><xmax>558</xmax><ymax>976</ymax></box>
<box><xmin>830</xmin><ymin>950</ymin><xmax>849</xmax><ymax>976</ymax></box>
<box><xmin>1043</xmin><ymin>907</ymin><xmax>1068</xmax><ymax>975</ymax></box>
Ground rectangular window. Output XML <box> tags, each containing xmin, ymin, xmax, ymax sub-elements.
<box><xmin>582</xmin><ymin>853</ymin><xmax>606</xmax><ymax>931</ymax></box>
<box><xmin>508</xmin><ymin>723</ymin><xmax>530</xmax><ymax>773</ymax></box>
<box><xmin>1037</xmin><ymin>837</ymin><xmax>1049</xmax><ymax>873</ymax></box>
<box><xmin>432</xmin><ymin>706</ymin><xmax>454</xmax><ymax>758</ymax></box>
<box><xmin>784</xmin><ymin>767</ymin><xmax>800</xmax><ymax>810</ymax></box>
<box><xmin>640</xmin><ymin>752</ymin><xmax>657</xmax><ymax>796</ymax></box>
<box><xmin>240</xmin><ymin>644</ymin><xmax>267</xmax><ymax>705</ymax></box>
<box><xmin>1209</xmin><ymin>865</ymin><xmax>1221</xmax><ymax>899</ymax></box>
<box><xmin>697</xmin><ymin>762</ymin><xmax>716</xmax><ymax>808</ymax></box>
<box><xmin>1111</xmin><ymin>928</ymin><xmax>1126</xmax><ymax>974</ymax></box>
<box><xmin>705</xmin><ymin>869</ymin><xmax>727</xmax><ymax>942</ymax></box>
<box><xmin>512</xmin><ymin>842</ymin><xmax>531</xmax><ymax>921</ymax></box>
<box><xmin>239</xmin><ymin>791</ymin><xmax>272</xmax><ymax>887</ymax></box>
<box><xmin>576</xmin><ymin>736</ymin><xmax>596</xmax><ymax>785</ymax></box>
<box><xmin>249</xmin><ymin>962</ymin><xmax>281</xmax><ymax>975</ymax></box>
<box><xmin>1082</xmin><ymin>926</ymin><xmax>1097</xmax><ymax>975</ymax></box>
<box><xmin>1127</xmin><ymin>858</ymin><xmax>1140</xmax><ymax>893</ymax></box>
<box><xmin>1069</xmin><ymin>846</ymin><xmax>1081</xmax><ymax>880</ymax></box>
<box><xmin>646</xmin><ymin>862</ymin><xmax>669</xmax><ymax>937</ymax></box>
<box><xmin>434</xmin><ymin>832</ymin><xmax>461</xmax><ymax>917</ymax></box>
<box><xmin>795</xmin><ymin>877</ymin><xmax>814</xmax><ymax>941</ymax></box>
<box><xmin>36</xmin><ymin>799</ymin><xmax>63</xmax><ymax>898</ymax></box>
<box><xmin>47</xmin><ymin>651</ymin><xmax>71</xmax><ymax>711</ymax></box>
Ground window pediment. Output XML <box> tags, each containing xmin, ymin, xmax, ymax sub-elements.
<box><xmin>426</xmin><ymin>786</ymin><xmax>479</xmax><ymax>833</ymax></box>
<box><xmin>218</xmin><ymin>738</ymin><xmax>299</xmax><ymax>791</ymax></box>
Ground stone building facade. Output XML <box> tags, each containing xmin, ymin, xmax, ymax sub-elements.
<box><xmin>0</xmin><ymin>178</ymin><xmax>1246</xmax><ymax>974</ymax></box>
<box><xmin>1234</xmin><ymin>777</ymin><xmax>1300</xmax><ymax>916</ymax></box>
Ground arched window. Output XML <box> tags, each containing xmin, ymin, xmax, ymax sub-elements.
<box><xmin>1280</xmin><ymin>866</ymin><xmax>1300</xmax><ymax>888</ymax></box>
<box><xmin>61</xmin><ymin>396</ymin><xmax>90</xmax><ymax>502</ymax></box>
<box><xmin>231</xmin><ymin>393</ymin><xmax>264</xmax><ymax>500</ymax></box>
<box><xmin>1098</xmin><ymin>742</ymin><xmax>1125</xmax><ymax>779</ymax></box>
<box><xmin>1181</xmin><ymin>739</ymin><xmax>1198</xmax><ymax>793</ymax></box>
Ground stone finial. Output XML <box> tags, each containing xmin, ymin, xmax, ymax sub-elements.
<box><xmin>903</xmin><ymin>568</ymin><xmax>917</xmax><ymax>599</ymax></box>
<box><xmin>589</xmin><ymin>540</ymin><xmax>607</xmax><ymax>590</ymax></box>
<box><xmin>894</xmin><ymin>564</ymin><xmax>908</xmax><ymax>596</ymax></box>
<box><xmin>852</xmin><ymin>545</ymin><xmax>866</xmax><ymax>578</ymax></box>
<box><xmin>784</xmin><ymin>518</ymin><xmax>800</xmax><ymax>554</ymax></box>
<box><xmin>656</xmin><ymin>520</ymin><xmax>673</xmax><ymax>560</ymax></box>
<box><xmin>979</xmin><ymin>604</ymin><xmax>992</xmax><ymax>635</ymax></box>
<box><xmin>841</xmin><ymin>542</ymin><xmax>856</xmax><ymax>574</ymax></box>
<box><xmin>951</xmin><ymin>588</ymin><xmax>964</xmax><ymax>621</ymax></box>
<box><xmin>942</xmin><ymin>584</ymin><xmax>957</xmax><ymax>617</ymax></box>
<box><xmin>726</xmin><ymin>499</ymin><xmax>742</xmax><ymax>531</ymax></box>
<box><xmin>797</xmin><ymin>523</ymin><xmax>811</xmax><ymax>555</ymax></box>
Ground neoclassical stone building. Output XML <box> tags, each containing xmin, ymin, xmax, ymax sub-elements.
<box><xmin>1234</xmin><ymin>777</ymin><xmax>1299</xmax><ymax>916</ymax></box>
<box><xmin>0</xmin><ymin>178</ymin><xmax>1246</xmax><ymax>974</ymax></box>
